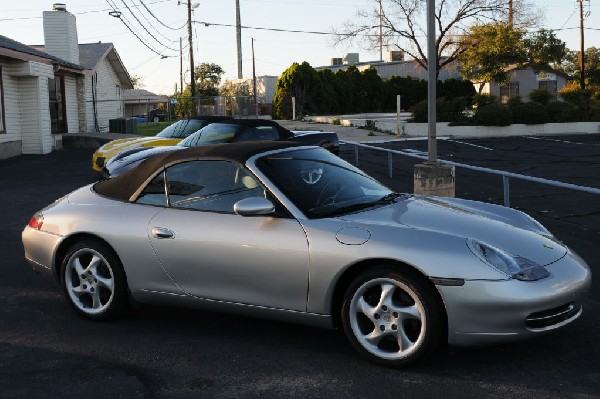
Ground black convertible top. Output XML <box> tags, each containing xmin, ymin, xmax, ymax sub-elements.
<box><xmin>205</xmin><ymin>119</ymin><xmax>293</xmax><ymax>139</ymax></box>
<box><xmin>189</xmin><ymin>115</ymin><xmax>233</xmax><ymax>122</ymax></box>
<box><xmin>94</xmin><ymin>140</ymin><xmax>302</xmax><ymax>202</ymax></box>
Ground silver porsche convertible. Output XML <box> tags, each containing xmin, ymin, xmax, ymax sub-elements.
<box><xmin>22</xmin><ymin>141</ymin><xmax>591</xmax><ymax>367</ymax></box>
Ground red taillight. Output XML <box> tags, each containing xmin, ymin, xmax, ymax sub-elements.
<box><xmin>28</xmin><ymin>214</ymin><xmax>44</xmax><ymax>230</ymax></box>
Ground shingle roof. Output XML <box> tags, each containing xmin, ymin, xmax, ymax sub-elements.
<box><xmin>32</xmin><ymin>42</ymin><xmax>132</xmax><ymax>87</ymax></box>
<box><xmin>78</xmin><ymin>42</ymin><xmax>113</xmax><ymax>70</ymax></box>
<box><xmin>0</xmin><ymin>35</ymin><xmax>84</xmax><ymax>70</ymax></box>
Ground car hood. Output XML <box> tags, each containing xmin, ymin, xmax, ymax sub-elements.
<box><xmin>338</xmin><ymin>195</ymin><xmax>567</xmax><ymax>266</ymax></box>
<box><xmin>100</xmin><ymin>137</ymin><xmax>178</xmax><ymax>153</ymax></box>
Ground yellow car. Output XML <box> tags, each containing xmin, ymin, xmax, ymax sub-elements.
<box><xmin>92</xmin><ymin>116</ymin><xmax>232</xmax><ymax>171</ymax></box>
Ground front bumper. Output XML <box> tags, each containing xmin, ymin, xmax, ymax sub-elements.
<box><xmin>439</xmin><ymin>250</ymin><xmax>592</xmax><ymax>346</ymax></box>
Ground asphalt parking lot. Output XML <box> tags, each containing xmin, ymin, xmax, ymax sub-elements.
<box><xmin>1</xmin><ymin>136</ymin><xmax>599</xmax><ymax>398</ymax></box>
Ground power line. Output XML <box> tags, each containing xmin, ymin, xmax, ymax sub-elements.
<box><xmin>193</xmin><ymin>20</ymin><xmax>360</xmax><ymax>36</ymax></box>
<box><xmin>105</xmin><ymin>0</ymin><xmax>175</xmax><ymax>57</ymax></box>
<box><xmin>0</xmin><ymin>0</ymin><xmax>173</xmax><ymax>22</ymax></box>
<box><xmin>118</xmin><ymin>0</ymin><xmax>178</xmax><ymax>51</ymax></box>
<box><xmin>139</xmin><ymin>0</ymin><xmax>188</xmax><ymax>31</ymax></box>
<box><xmin>129</xmin><ymin>0</ymin><xmax>179</xmax><ymax>43</ymax></box>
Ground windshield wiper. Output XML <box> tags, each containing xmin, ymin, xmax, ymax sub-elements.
<box><xmin>378</xmin><ymin>192</ymin><xmax>402</xmax><ymax>203</ymax></box>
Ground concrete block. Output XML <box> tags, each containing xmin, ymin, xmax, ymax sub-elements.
<box><xmin>414</xmin><ymin>162</ymin><xmax>455</xmax><ymax>197</ymax></box>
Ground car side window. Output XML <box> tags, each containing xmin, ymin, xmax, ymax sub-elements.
<box><xmin>136</xmin><ymin>171</ymin><xmax>168</xmax><ymax>206</ymax></box>
<box><xmin>165</xmin><ymin>160</ymin><xmax>265</xmax><ymax>213</ymax></box>
<box><xmin>253</xmin><ymin>126</ymin><xmax>279</xmax><ymax>140</ymax></box>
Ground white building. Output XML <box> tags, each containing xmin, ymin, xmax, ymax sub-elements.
<box><xmin>222</xmin><ymin>75</ymin><xmax>278</xmax><ymax>114</ymax></box>
<box><xmin>474</xmin><ymin>65</ymin><xmax>568</xmax><ymax>103</ymax></box>
<box><xmin>0</xmin><ymin>3</ymin><xmax>133</xmax><ymax>159</ymax></box>
<box><xmin>317</xmin><ymin>52</ymin><xmax>461</xmax><ymax>81</ymax></box>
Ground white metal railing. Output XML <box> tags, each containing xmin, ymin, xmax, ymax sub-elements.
<box><xmin>342</xmin><ymin>140</ymin><xmax>600</xmax><ymax>208</ymax></box>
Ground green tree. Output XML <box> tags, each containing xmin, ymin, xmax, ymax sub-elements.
<box><xmin>523</xmin><ymin>29</ymin><xmax>567</xmax><ymax>69</ymax></box>
<box><xmin>384</xmin><ymin>76</ymin><xmax>427</xmax><ymax>110</ymax></box>
<box><xmin>272</xmin><ymin>62</ymin><xmax>321</xmax><ymax>119</ymax></box>
<box><xmin>174</xmin><ymin>87</ymin><xmax>193</xmax><ymax>118</ymax></box>
<box><xmin>194</xmin><ymin>63</ymin><xmax>225</xmax><ymax>97</ymax></box>
<box><xmin>360</xmin><ymin>67</ymin><xmax>385</xmax><ymax>112</ymax></box>
<box><xmin>317</xmin><ymin>69</ymin><xmax>341</xmax><ymax>114</ymax></box>
<box><xmin>457</xmin><ymin>22</ymin><xmax>527</xmax><ymax>93</ymax></box>
<box><xmin>555</xmin><ymin>47</ymin><xmax>600</xmax><ymax>88</ymax></box>
<box><xmin>335</xmin><ymin>0</ymin><xmax>539</xmax><ymax>79</ymax></box>
<box><xmin>130</xmin><ymin>75</ymin><xmax>145</xmax><ymax>89</ymax></box>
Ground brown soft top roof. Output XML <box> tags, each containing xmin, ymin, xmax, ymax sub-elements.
<box><xmin>94</xmin><ymin>140</ymin><xmax>302</xmax><ymax>202</ymax></box>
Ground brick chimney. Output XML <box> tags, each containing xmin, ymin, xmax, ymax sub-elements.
<box><xmin>43</xmin><ymin>3</ymin><xmax>80</xmax><ymax>64</ymax></box>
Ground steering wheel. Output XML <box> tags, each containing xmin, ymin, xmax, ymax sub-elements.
<box><xmin>315</xmin><ymin>181</ymin><xmax>350</xmax><ymax>208</ymax></box>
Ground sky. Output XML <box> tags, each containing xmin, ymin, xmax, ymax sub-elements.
<box><xmin>1</xmin><ymin>0</ymin><xmax>598</xmax><ymax>95</ymax></box>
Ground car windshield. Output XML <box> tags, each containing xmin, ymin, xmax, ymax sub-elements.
<box><xmin>179</xmin><ymin>124</ymin><xmax>240</xmax><ymax>147</ymax></box>
<box><xmin>256</xmin><ymin>148</ymin><xmax>395</xmax><ymax>218</ymax></box>
<box><xmin>156</xmin><ymin>119</ymin><xmax>206</xmax><ymax>139</ymax></box>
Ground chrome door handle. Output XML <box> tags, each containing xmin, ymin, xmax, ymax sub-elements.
<box><xmin>151</xmin><ymin>227</ymin><xmax>175</xmax><ymax>239</ymax></box>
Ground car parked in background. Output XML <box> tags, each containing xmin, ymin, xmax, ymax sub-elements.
<box><xmin>92</xmin><ymin>116</ymin><xmax>232</xmax><ymax>171</ymax></box>
<box><xmin>101</xmin><ymin>119</ymin><xmax>339</xmax><ymax>179</ymax></box>
<box><xmin>23</xmin><ymin>141</ymin><xmax>591</xmax><ymax>367</ymax></box>
<box><xmin>147</xmin><ymin>108</ymin><xmax>168</xmax><ymax>122</ymax></box>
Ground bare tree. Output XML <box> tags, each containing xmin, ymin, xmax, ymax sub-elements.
<box><xmin>334</xmin><ymin>0</ymin><xmax>541</xmax><ymax>78</ymax></box>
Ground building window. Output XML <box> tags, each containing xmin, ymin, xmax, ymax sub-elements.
<box><xmin>500</xmin><ymin>81</ymin><xmax>519</xmax><ymax>103</ymax></box>
<box><xmin>0</xmin><ymin>67</ymin><xmax>6</xmax><ymax>134</ymax></box>
<box><xmin>48</xmin><ymin>76</ymin><xmax>67</xmax><ymax>134</ymax></box>
<box><xmin>538</xmin><ymin>80</ymin><xmax>557</xmax><ymax>93</ymax></box>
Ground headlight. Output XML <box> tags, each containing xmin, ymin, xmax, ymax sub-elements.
<box><xmin>466</xmin><ymin>239</ymin><xmax>550</xmax><ymax>281</ymax></box>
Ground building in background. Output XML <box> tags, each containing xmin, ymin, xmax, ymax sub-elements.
<box><xmin>222</xmin><ymin>75</ymin><xmax>278</xmax><ymax>115</ymax></box>
<box><xmin>123</xmin><ymin>89</ymin><xmax>168</xmax><ymax>119</ymax></box>
<box><xmin>474</xmin><ymin>65</ymin><xmax>568</xmax><ymax>103</ymax></box>
<box><xmin>0</xmin><ymin>3</ymin><xmax>132</xmax><ymax>158</ymax></box>
<box><xmin>318</xmin><ymin>52</ymin><xmax>461</xmax><ymax>81</ymax></box>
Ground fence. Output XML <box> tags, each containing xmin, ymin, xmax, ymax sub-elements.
<box><xmin>169</xmin><ymin>96</ymin><xmax>272</xmax><ymax>118</ymax></box>
<box><xmin>343</xmin><ymin>140</ymin><xmax>600</xmax><ymax>208</ymax></box>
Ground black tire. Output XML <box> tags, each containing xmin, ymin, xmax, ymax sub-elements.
<box><xmin>60</xmin><ymin>240</ymin><xmax>128</xmax><ymax>321</ymax></box>
<box><xmin>341</xmin><ymin>265</ymin><xmax>445</xmax><ymax>367</ymax></box>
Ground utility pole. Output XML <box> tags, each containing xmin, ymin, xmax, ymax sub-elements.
<box><xmin>426</xmin><ymin>0</ymin><xmax>436</xmax><ymax>162</ymax></box>
<box><xmin>579</xmin><ymin>0</ymin><xmax>585</xmax><ymax>91</ymax></box>
<box><xmin>252</xmin><ymin>38</ymin><xmax>258</xmax><ymax>116</ymax></box>
<box><xmin>187</xmin><ymin>0</ymin><xmax>196</xmax><ymax>112</ymax></box>
<box><xmin>412</xmin><ymin>0</ymin><xmax>455</xmax><ymax>198</ymax></box>
<box><xmin>508</xmin><ymin>0</ymin><xmax>513</xmax><ymax>26</ymax></box>
<box><xmin>378</xmin><ymin>0</ymin><xmax>383</xmax><ymax>61</ymax></box>
<box><xmin>179</xmin><ymin>37</ymin><xmax>183</xmax><ymax>95</ymax></box>
<box><xmin>236</xmin><ymin>0</ymin><xmax>243</xmax><ymax>79</ymax></box>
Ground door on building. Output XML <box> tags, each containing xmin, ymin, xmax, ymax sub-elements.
<box><xmin>48</xmin><ymin>76</ymin><xmax>67</xmax><ymax>134</ymax></box>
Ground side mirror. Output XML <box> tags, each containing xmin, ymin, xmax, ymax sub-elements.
<box><xmin>234</xmin><ymin>197</ymin><xmax>275</xmax><ymax>216</ymax></box>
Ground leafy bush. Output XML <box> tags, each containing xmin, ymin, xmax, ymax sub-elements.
<box><xmin>437</xmin><ymin>78</ymin><xmax>476</xmax><ymax>102</ymax></box>
<box><xmin>363</xmin><ymin>120</ymin><xmax>378</xmax><ymax>130</ymax></box>
<box><xmin>512</xmin><ymin>102</ymin><xmax>549</xmax><ymax>124</ymax></box>
<box><xmin>332</xmin><ymin>118</ymin><xmax>341</xmax><ymax>125</ymax></box>
<box><xmin>472</xmin><ymin>93</ymin><xmax>498</xmax><ymax>108</ymax></box>
<box><xmin>473</xmin><ymin>103</ymin><xmax>512</xmax><ymax>126</ymax></box>
<box><xmin>410</xmin><ymin>97</ymin><xmax>471</xmax><ymax>123</ymax></box>
<box><xmin>410</xmin><ymin>100</ymin><xmax>429</xmax><ymax>122</ymax></box>
<box><xmin>506</xmin><ymin>95</ymin><xmax>523</xmax><ymax>112</ymax></box>
<box><xmin>546</xmin><ymin>101</ymin><xmax>578</xmax><ymax>122</ymax></box>
<box><xmin>559</xmin><ymin>85</ymin><xmax>594</xmax><ymax>105</ymax></box>
<box><xmin>528</xmin><ymin>89</ymin><xmax>554</xmax><ymax>105</ymax></box>
<box><xmin>438</xmin><ymin>97</ymin><xmax>471</xmax><ymax>123</ymax></box>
